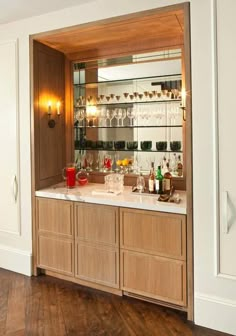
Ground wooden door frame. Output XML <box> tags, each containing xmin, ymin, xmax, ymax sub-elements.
<box><xmin>30</xmin><ymin>1</ymin><xmax>193</xmax><ymax>320</ymax></box>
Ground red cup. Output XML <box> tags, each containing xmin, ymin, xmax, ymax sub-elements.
<box><xmin>62</xmin><ymin>164</ymin><xmax>76</xmax><ymax>188</ymax></box>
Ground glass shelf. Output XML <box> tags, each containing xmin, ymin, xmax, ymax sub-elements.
<box><xmin>74</xmin><ymin>125</ymin><xmax>183</xmax><ymax>129</ymax></box>
<box><xmin>74</xmin><ymin>73</ymin><xmax>182</xmax><ymax>86</ymax></box>
<box><xmin>74</xmin><ymin>147</ymin><xmax>183</xmax><ymax>153</ymax></box>
<box><xmin>74</xmin><ymin>99</ymin><xmax>181</xmax><ymax>108</ymax></box>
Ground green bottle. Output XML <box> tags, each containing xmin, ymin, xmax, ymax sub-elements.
<box><xmin>155</xmin><ymin>165</ymin><xmax>163</xmax><ymax>194</ymax></box>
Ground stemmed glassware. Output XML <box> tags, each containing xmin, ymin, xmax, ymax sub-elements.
<box><xmin>76</xmin><ymin>108</ymin><xmax>86</xmax><ymax>127</ymax></box>
<box><xmin>127</xmin><ymin>107</ymin><xmax>135</xmax><ymax>126</ymax></box>
<box><xmin>136</xmin><ymin>174</ymin><xmax>145</xmax><ymax>193</ymax></box>
<box><xmin>86</xmin><ymin>153</ymin><xmax>93</xmax><ymax>171</ymax></box>
<box><xmin>120</xmin><ymin>109</ymin><xmax>127</xmax><ymax>126</ymax></box>
<box><xmin>114</xmin><ymin>108</ymin><xmax>122</xmax><ymax>127</ymax></box>
<box><xmin>107</xmin><ymin>108</ymin><xmax>115</xmax><ymax>127</ymax></box>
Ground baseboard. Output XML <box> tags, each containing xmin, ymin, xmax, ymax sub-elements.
<box><xmin>0</xmin><ymin>244</ymin><xmax>32</xmax><ymax>276</ymax></box>
<box><xmin>195</xmin><ymin>293</ymin><xmax>236</xmax><ymax>335</ymax></box>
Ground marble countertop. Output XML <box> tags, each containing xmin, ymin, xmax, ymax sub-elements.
<box><xmin>35</xmin><ymin>183</ymin><xmax>187</xmax><ymax>215</ymax></box>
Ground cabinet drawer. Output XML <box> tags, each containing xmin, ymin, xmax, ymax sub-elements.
<box><xmin>36</xmin><ymin>198</ymin><xmax>73</xmax><ymax>238</ymax></box>
<box><xmin>75</xmin><ymin>242</ymin><xmax>119</xmax><ymax>288</ymax></box>
<box><xmin>75</xmin><ymin>203</ymin><xmax>118</xmax><ymax>246</ymax></box>
<box><xmin>38</xmin><ymin>235</ymin><xmax>74</xmax><ymax>276</ymax></box>
<box><xmin>121</xmin><ymin>250</ymin><xmax>186</xmax><ymax>306</ymax></box>
<box><xmin>120</xmin><ymin>208</ymin><xmax>186</xmax><ymax>260</ymax></box>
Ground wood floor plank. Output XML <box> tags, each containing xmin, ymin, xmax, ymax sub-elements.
<box><xmin>5</xmin><ymin>273</ymin><xmax>26</xmax><ymax>335</ymax></box>
<box><xmin>0</xmin><ymin>269</ymin><xmax>232</xmax><ymax>336</ymax></box>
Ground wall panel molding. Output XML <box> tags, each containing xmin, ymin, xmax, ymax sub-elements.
<box><xmin>0</xmin><ymin>38</ymin><xmax>21</xmax><ymax>236</ymax></box>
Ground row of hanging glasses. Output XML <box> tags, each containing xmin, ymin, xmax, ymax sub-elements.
<box><xmin>75</xmin><ymin>152</ymin><xmax>182</xmax><ymax>175</ymax></box>
<box><xmin>74</xmin><ymin>102</ymin><xmax>181</xmax><ymax>127</ymax></box>
<box><xmin>75</xmin><ymin>89</ymin><xmax>180</xmax><ymax>106</ymax></box>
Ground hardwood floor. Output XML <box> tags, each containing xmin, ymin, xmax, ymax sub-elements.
<box><xmin>0</xmin><ymin>268</ymin><xmax>231</xmax><ymax>336</ymax></box>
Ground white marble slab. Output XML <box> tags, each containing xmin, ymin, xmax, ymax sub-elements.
<box><xmin>35</xmin><ymin>183</ymin><xmax>187</xmax><ymax>215</ymax></box>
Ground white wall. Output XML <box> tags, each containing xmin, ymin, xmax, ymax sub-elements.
<box><xmin>0</xmin><ymin>0</ymin><xmax>235</xmax><ymax>334</ymax></box>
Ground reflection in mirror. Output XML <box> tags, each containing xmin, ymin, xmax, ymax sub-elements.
<box><xmin>73</xmin><ymin>50</ymin><xmax>183</xmax><ymax>177</ymax></box>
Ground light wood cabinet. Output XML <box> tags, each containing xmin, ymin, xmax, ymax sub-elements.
<box><xmin>38</xmin><ymin>235</ymin><xmax>74</xmax><ymax>276</ymax></box>
<box><xmin>74</xmin><ymin>203</ymin><xmax>118</xmax><ymax>246</ymax></box>
<box><xmin>36</xmin><ymin>197</ymin><xmax>74</xmax><ymax>276</ymax></box>
<box><xmin>35</xmin><ymin>198</ymin><xmax>187</xmax><ymax>308</ymax></box>
<box><xmin>120</xmin><ymin>207</ymin><xmax>187</xmax><ymax>307</ymax></box>
<box><xmin>76</xmin><ymin>242</ymin><xmax>119</xmax><ymax>288</ymax></box>
<box><xmin>37</xmin><ymin>197</ymin><xmax>73</xmax><ymax>238</ymax></box>
<box><xmin>120</xmin><ymin>208</ymin><xmax>186</xmax><ymax>260</ymax></box>
<box><xmin>74</xmin><ymin>203</ymin><xmax>119</xmax><ymax>288</ymax></box>
<box><xmin>121</xmin><ymin>250</ymin><xmax>186</xmax><ymax>306</ymax></box>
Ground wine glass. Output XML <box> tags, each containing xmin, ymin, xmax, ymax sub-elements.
<box><xmin>76</xmin><ymin>108</ymin><xmax>85</xmax><ymax>127</ymax></box>
<box><xmin>136</xmin><ymin>175</ymin><xmax>145</xmax><ymax>193</ymax></box>
<box><xmin>86</xmin><ymin>153</ymin><xmax>93</xmax><ymax>171</ymax></box>
<box><xmin>107</xmin><ymin>108</ymin><xmax>115</xmax><ymax>127</ymax></box>
<box><xmin>127</xmin><ymin>107</ymin><xmax>135</xmax><ymax>126</ymax></box>
<box><xmin>120</xmin><ymin>108</ymin><xmax>127</xmax><ymax>126</ymax></box>
<box><xmin>114</xmin><ymin>108</ymin><xmax>122</xmax><ymax>127</ymax></box>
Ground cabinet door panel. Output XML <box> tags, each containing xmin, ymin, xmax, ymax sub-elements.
<box><xmin>121</xmin><ymin>250</ymin><xmax>186</xmax><ymax>306</ymax></box>
<box><xmin>37</xmin><ymin>198</ymin><xmax>73</xmax><ymax>238</ymax></box>
<box><xmin>217</xmin><ymin>0</ymin><xmax>236</xmax><ymax>277</ymax></box>
<box><xmin>76</xmin><ymin>242</ymin><xmax>119</xmax><ymax>288</ymax></box>
<box><xmin>120</xmin><ymin>208</ymin><xmax>186</xmax><ymax>260</ymax></box>
<box><xmin>38</xmin><ymin>236</ymin><xmax>74</xmax><ymax>276</ymax></box>
<box><xmin>75</xmin><ymin>203</ymin><xmax>118</xmax><ymax>246</ymax></box>
<box><xmin>0</xmin><ymin>40</ymin><xmax>20</xmax><ymax>235</ymax></box>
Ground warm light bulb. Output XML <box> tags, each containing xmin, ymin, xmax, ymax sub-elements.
<box><xmin>48</xmin><ymin>101</ymin><xmax>52</xmax><ymax>115</ymax></box>
<box><xmin>181</xmin><ymin>89</ymin><xmax>186</xmax><ymax>108</ymax></box>
<box><xmin>56</xmin><ymin>101</ymin><xmax>61</xmax><ymax>115</ymax></box>
<box><xmin>87</xmin><ymin>105</ymin><xmax>97</xmax><ymax>116</ymax></box>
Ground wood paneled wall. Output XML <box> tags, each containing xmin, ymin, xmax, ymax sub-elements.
<box><xmin>33</xmin><ymin>41</ymin><xmax>66</xmax><ymax>190</ymax></box>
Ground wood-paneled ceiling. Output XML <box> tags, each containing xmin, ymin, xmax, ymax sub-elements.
<box><xmin>35</xmin><ymin>6</ymin><xmax>184</xmax><ymax>62</ymax></box>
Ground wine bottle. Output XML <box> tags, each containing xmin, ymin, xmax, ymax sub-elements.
<box><xmin>163</xmin><ymin>170</ymin><xmax>172</xmax><ymax>194</ymax></box>
<box><xmin>148</xmin><ymin>162</ymin><xmax>155</xmax><ymax>194</ymax></box>
<box><xmin>155</xmin><ymin>165</ymin><xmax>163</xmax><ymax>194</ymax></box>
<box><xmin>177</xmin><ymin>155</ymin><xmax>183</xmax><ymax>177</ymax></box>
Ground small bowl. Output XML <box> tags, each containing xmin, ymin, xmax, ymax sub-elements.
<box><xmin>85</xmin><ymin>140</ymin><xmax>92</xmax><ymax>148</ymax></box>
<box><xmin>103</xmin><ymin>141</ymin><xmax>113</xmax><ymax>150</ymax></box>
<box><xmin>96</xmin><ymin>140</ymin><xmax>104</xmax><ymax>149</ymax></box>
<box><xmin>170</xmin><ymin>141</ymin><xmax>182</xmax><ymax>151</ymax></box>
<box><xmin>114</xmin><ymin>141</ymin><xmax>126</xmax><ymax>150</ymax></box>
<box><xmin>141</xmin><ymin>141</ymin><xmax>152</xmax><ymax>150</ymax></box>
<box><xmin>91</xmin><ymin>141</ymin><xmax>97</xmax><ymax>149</ymax></box>
<box><xmin>127</xmin><ymin>141</ymin><xmax>138</xmax><ymax>150</ymax></box>
<box><xmin>78</xmin><ymin>177</ymin><xmax>88</xmax><ymax>186</ymax></box>
<box><xmin>156</xmin><ymin>141</ymin><xmax>167</xmax><ymax>151</ymax></box>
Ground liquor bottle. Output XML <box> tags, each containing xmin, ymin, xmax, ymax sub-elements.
<box><xmin>161</xmin><ymin>156</ymin><xmax>168</xmax><ymax>175</ymax></box>
<box><xmin>177</xmin><ymin>155</ymin><xmax>183</xmax><ymax>177</ymax></box>
<box><xmin>148</xmin><ymin>162</ymin><xmax>155</xmax><ymax>194</ymax></box>
<box><xmin>163</xmin><ymin>170</ymin><xmax>172</xmax><ymax>194</ymax></box>
<box><xmin>155</xmin><ymin>165</ymin><xmax>163</xmax><ymax>194</ymax></box>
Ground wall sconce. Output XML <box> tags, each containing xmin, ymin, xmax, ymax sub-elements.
<box><xmin>47</xmin><ymin>100</ymin><xmax>61</xmax><ymax>128</ymax></box>
<box><xmin>86</xmin><ymin>105</ymin><xmax>97</xmax><ymax>127</ymax></box>
<box><xmin>180</xmin><ymin>88</ymin><xmax>186</xmax><ymax>121</ymax></box>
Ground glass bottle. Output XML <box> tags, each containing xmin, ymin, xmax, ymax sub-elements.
<box><xmin>148</xmin><ymin>162</ymin><xmax>155</xmax><ymax>194</ymax></box>
<box><xmin>163</xmin><ymin>170</ymin><xmax>172</xmax><ymax>194</ymax></box>
<box><xmin>155</xmin><ymin>165</ymin><xmax>163</xmax><ymax>194</ymax></box>
<box><xmin>177</xmin><ymin>155</ymin><xmax>183</xmax><ymax>177</ymax></box>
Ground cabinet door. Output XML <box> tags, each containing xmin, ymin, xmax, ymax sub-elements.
<box><xmin>75</xmin><ymin>242</ymin><xmax>119</xmax><ymax>288</ymax></box>
<box><xmin>0</xmin><ymin>40</ymin><xmax>20</xmax><ymax>235</ymax></box>
<box><xmin>75</xmin><ymin>203</ymin><xmax>119</xmax><ymax>246</ymax></box>
<box><xmin>121</xmin><ymin>250</ymin><xmax>186</xmax><ymax>306</ymax></box>
<box><xmin>120</xmin><ymin>208</ymin><xmax>186</xmax><ymax>260</ymax></box>
<box><xmin>36</xmin><ymin>198</ymin><xmax>73</xmax><ymax>238</ymax></box>
<box><xmin>38</xmin><ymin>235</ymin><xmax>74</xmax><ymax>276</ymax></box>
<box><xmin>217</xmin><ymin>0</ymin><xmax>236</xmax><ymax>277</ymax></box>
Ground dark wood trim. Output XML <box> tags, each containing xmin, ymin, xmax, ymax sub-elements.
<box><xmin>182</xmin><ymin>2</ymin><xmax>194</xmax><ymax>321</ymax></box>
<box><xmin>65</xmin><ymin>57</ymin><xmax>74</xmax><ymax>164</ymax></box>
